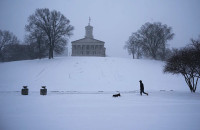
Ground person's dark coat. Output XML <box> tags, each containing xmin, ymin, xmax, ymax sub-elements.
<box><xmin>140</xmin><ymin>82</ymin><xmax>144</xmax><ymax>91</ymax></box>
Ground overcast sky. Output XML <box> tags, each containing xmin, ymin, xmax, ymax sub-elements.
<box><xmin>0</xmin><ymin>0</ymin><xmax>200</xmax><ymax>57</ymax></box>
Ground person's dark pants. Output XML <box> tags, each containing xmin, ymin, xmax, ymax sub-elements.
<box><xmin>140</xmin><ymin>90</ymin><xmax>148</xmax><ymax>96</ymax></box>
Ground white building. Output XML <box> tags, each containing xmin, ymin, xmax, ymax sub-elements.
<box><xmin>71</xmin><ymin>19</ymin><xmax>106</xmax><ymax>57</ymax></box>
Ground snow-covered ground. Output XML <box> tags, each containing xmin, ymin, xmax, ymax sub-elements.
<box><xmin>0</xmin><ymin>57</ymin><xmax>200</xmax><ymax>130</ymax></box>
<box><xmin>1</xmin><ymin>91</ymin><xmax>200</xmax><ymax>130</ymax></box>
<box><xmin>0</xmin><ymin>57</ymin><xmax>188</xmax><ymax>91</ymax></box>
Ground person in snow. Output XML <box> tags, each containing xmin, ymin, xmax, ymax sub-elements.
<box><xmin>139</xmin><ymin>80</ymin><xmax>148</xmax><ymax>96</ymax></box>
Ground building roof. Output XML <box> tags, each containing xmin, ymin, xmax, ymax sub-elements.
<box><xmin>71</xmin><ymin>37</ymin><xmax>105</xmax><ymax>44</ymax></box>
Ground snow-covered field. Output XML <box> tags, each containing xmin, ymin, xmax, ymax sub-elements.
<box><xmin>0</xmin><ymin>57</ymin><xmax>188</xmax><ymax>91</ymax></box>
<box><xmin>0</xmin><ymin>57</ymin><xmax>200</xmax><ymax>130</ymax></box>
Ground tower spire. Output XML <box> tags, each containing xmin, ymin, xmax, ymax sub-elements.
<box><xmin>85</xmin><ymin>17</ymin><xmax>93</xmax><ymax>38</ymax></box>
<box><xmin>89</xmin><ymin>17</ymin><xmax>91</xmax><ymax>25</ymax></box>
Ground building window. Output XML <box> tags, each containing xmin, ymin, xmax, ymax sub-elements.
<box><xmin>87</xmin><ymin>45</ymin><xmax>89</xmax><ymax>50</ymax></box>
<box><xmin>82</xmin><ymin>45</ymin><xmax>85</xmax><ymax>50</ymax></box>
<box><xmin>91</xmin><ymin>45</ymin><xmax>94</xmax><ymax>50</ymax></box>
<box><xmin>100</xmin><ymin>45</ymin><xmax>102</xmax><ymax>49</ymax></box>
<box><xmin>77</xmin><ymin>45</ymin><xmax>81</xmax><ymax>50</ymax></box>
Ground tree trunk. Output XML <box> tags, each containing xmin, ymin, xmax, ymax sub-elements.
<box><xmin>184</xmin><ymin>75</ymin><xmax>195</xmax><ymax>93</ymax></box>
<box><xmin>48</xmin><ymin>49</ymin><xmax>51</xmax><ymax>59</ymax></box>
<box><xmin>131</xmin><ymin>50</ymin><xmax>135</xmax><ymax>59</ymax></box>
<box><xmin>51</xmin><ymin>48</ymin><xmax>54</xmax><ymax>59</ymax></box>
<box><xmin>194</xmin><ymin>78</ymin><xmax>199</xmax><ymax>92</ymax></box>
<box><xmin>38</xmin><ymin>40</ymin><xmax>41</xmax><ymax>59</ymax></box>
<box><xmin>49</xmin><ymin>46</ymin><xmax>53</xmax><ymax>59</ymax></box>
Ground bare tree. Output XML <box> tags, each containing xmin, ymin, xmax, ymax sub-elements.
<box><xmin>25</xmin><ymin>29</ymin><xmax>48</xmax><ymax>59</ymax></box>
<box><xmin>0</xmin><ymin>30</ymin><xmax>20</xmax><ymax>61</ymax></box>
<box><xmin>125</xmin><ymin>22</ymin><xmax>174</xmax><ymax>60</ymax></box>
<box><xmin>25</xmin><ymin>8</ymin><xmax>74</xmax><ymax>59</ymax></box>
<box><xmin>164</xmin><ymin>38</ymin><xmax>200</xmax><ymax>92</ymax></box>
<box><xmin>190</xmin><ymin>37</ymin><xmax>200</xmax><ymax>79</ymax></box>
<box><xmin>124</xmin><ymin>32</ymin><xmax>142</xmax><ymax>59</ymax></box>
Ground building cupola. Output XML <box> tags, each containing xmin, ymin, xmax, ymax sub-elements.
<box><xmin>85</xmin><ymin>17</ymin><xmax>93</xmax><ymax>38</ymax></box>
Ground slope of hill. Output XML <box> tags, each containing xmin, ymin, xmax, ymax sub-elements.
<box><xmin>0</xmin><ymin>56</ymin><xmax>187</xmax><ymax>92</ymax></box>
<box><xmin>1</xmin><ymin>57</ymin><xmax>200</xmax><ymax>130</ymax></box>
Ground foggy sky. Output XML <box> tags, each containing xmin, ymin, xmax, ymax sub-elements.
<box><xmin>0</xmin><ymin>0</ymin><xmax>200</xmax><ymax>57</ymax></box>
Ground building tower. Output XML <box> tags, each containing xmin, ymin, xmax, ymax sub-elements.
<box><xmin>85</xmin><ymin>17</ymin><xmax>93</xmax><ymax>38</ymax></box>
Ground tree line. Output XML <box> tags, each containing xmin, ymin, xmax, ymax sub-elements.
<box><xmin>0</xmin><ymin>8</ymin><xmax>74</xmax><ymax>62</ymax></box>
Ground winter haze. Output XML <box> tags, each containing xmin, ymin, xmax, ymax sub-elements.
<box><xmin>0</xmin><ymin>0</ymin><xmax>200</xmax><ymax>57</ymax></box>
<box><xmin>1</xmin><ymin>1</ymin><xmax>200</xmax><ymax>129</ymax></box>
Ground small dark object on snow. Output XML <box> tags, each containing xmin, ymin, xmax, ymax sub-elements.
<box><xmin>21</xmin><ymin>86</ymin><xmax>28</xmax><ymax>95</ymax></box>
<box><xmin>113</xmin><ymin>93</ymin><xmax>121</xmax><ymax>97</ymax></box>
<box><xmin>40</xmin><ymin>86</ymin><xmax>47</xmax><ymax>95</ymax></box>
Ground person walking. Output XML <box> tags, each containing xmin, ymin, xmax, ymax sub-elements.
<box><xmin>139</xmin><ymin>80</ymin><xmax>148</xmax><ymax>96</ymax></box>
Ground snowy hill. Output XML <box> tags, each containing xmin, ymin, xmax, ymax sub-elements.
<box><xmin>1</xmin><ymin>57</ymin><xmax>200</xmax><ymax>130</ymax></box>
<box><xmin>0</xmin><ymin>57</ymin><xmax>187</xmax><ymax>92</ymax></box>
